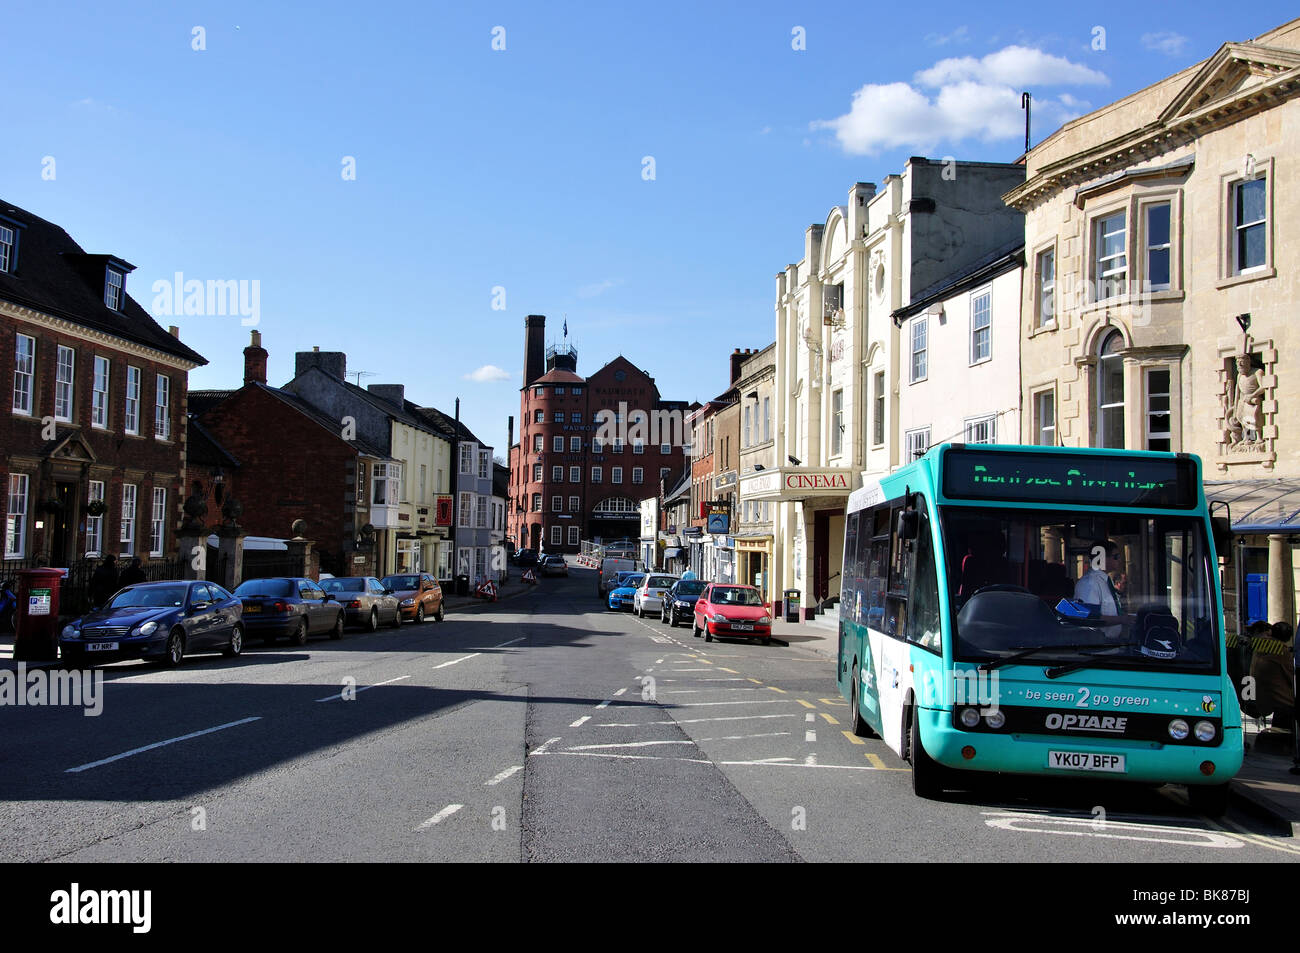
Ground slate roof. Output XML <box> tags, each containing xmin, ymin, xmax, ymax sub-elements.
<box><xmin>0</xmin><ymin>199</ymin><xmax>207</xmax><ymax>365</ymax></box>
<box><xmin>194</xmin><ymin>382</ymin><xmax>390</xmax><ymax>459</ymax></box>
<box><xmin>410</xmin><ymin>404</ymin><xmax>488</xmax><ymax>448</ymax></box>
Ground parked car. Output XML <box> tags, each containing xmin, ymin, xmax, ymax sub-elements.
<box><xmin>633</xmin><ymin>573</ymin><xmax>680</xmax><ymax>618</ymax></box>
<box><xmin>607</xmin><ymin>572</ymin><xmax>646</xmax><ymax>611</ymax></box>
<box><xmin>381</xmin><ymin>572</ymin><xmax>444</xmax><ymax>623</ymax></box>
<box><xmin>660</xmin><ymin>578</ymin><xmax>707</xmax><ymax>627</ymax></box>
<box><xmin>320</xmin><ymin>577</ymin><xmax>402</xmax><ymax>631</ymax></box>
<box><xmin>234</xmin><ymin>577</ymin><xmax>344</xmax><ymax>644</ymax></box>
<box><xmin>540</xmin><ymin>555</ymin><xmax>569</xmax><ymax>577</ymax></box>
<box><xmin>515</xmin><ymin>549</ymin><xmax>539</xmax><ymax>568</ymax></box>
<box><xmin>598</xmin><ymin>557</ymin><xmax>639</xmax><ymax>596</ymax></box>
<box><xmin>692</xmin><ymin>584</ymin><xmax>774</xmax><ymax>644</ymax></box>
<box><xmin>60</xmin><ymin>581</ymin><xmax>244</xmax><ymax>667</ymax></box>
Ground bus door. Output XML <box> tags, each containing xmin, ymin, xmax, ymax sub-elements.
<box><xmin>874</xmin><ymin>504</ymin><xmax>912</xmax><ymax>754</ymax></box>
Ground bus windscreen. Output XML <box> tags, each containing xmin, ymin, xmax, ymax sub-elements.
<box><xmin>942</xmin><ymin>449</ymin><xmax>1197</xmax><ymax>509</ymax></box>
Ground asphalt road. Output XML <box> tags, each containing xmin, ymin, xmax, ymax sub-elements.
<box><xmin>1</xmin><ymin>566</ymin><xmax>1296</xmax><ymax>863</ymax></box>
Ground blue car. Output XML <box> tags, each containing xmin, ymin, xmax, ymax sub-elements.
<box><xmin>60</xmin><ymin>581</ymin><xmax>244</xmax><ymax>667</ymax></box>
<box><xmin>607</xmin><ymin>572</ymin><xmax>646</xmax><ymax>611</ymax></box>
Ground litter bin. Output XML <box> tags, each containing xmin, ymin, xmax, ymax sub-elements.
<box><xmin>784</xmin><ymin>588</ymin><xmax>801</xmax><ymax>624</ymax></box>
<box><xmin>455</xmin><ymin>574</ymin><xmax>470</xmax><ymax>596</ymax></box>
<box><xmin>15</xmin><ymin>567</ymin><xmax>63</xmax><ymax>662</ymax></box>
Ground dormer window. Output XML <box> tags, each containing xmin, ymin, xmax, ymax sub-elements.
<box><xmin>104</xmin><ymin>268</ymin><xmax>124</xmax><ymax>310</ymax></box>
<box><xmin>0</xmin><ymin>225</ymin><xmax>15</xmax><ymax>274</ymax></box>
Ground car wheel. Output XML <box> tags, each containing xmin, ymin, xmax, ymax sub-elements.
<box><xmin>223</xmin><ymin>624</ymin><xmax>244</xmax><ymax>657</ymax></box>
<box><xmin>1187</xmin><ymin>783</ymin><xmax>1229</xmax><ymax>818</ymax></box>
<box><xmin>435</xmin><ymin>604</ymin><xmax>444</xmax><ymax>623</ymax></box>
<box><xmin>691</xmin><ymin>620</ymin><xmax>700</xmax><ymax>637</ymax></box>
<box><xmin>670</xmin><ymin>612</ymin><xmax>679</xmax><ymax>628</ymax></box>
<box><xmin>416</xmin><ymin>605</ymin><xmax>425</xmax><ymax>624</ymax></box>
<box><xmin>366</xmin><ymin>608</ymin><xmax>379</xmax><ymax>632</ymax></box>
<box><xmin>390</xmin><ymin>606</ymin><xmax>402</xmax><ymax>628</ymax></box>
<box><xmin>909</xmin><ymin>707</ymin><xmax>945</xmax><ymax>800</ymax></box>
<box><xmin>330</xmin><ymin>613</ymin><xmax>344</xmax><ymax>640</ymax></box>
<box><xmin>163</xmin><ymin>629</ymin><xmax>185</xmax><ymax>667</ymax></box>
<box><xmin>704</xmin><ymin>627</ymin><xmax>713</xmax><ymax>642</ymax></box>
<box><xmin>291</xmin><ymin>617</ymin><xmax>309</xmax><ymax>647</ymax></box>
<box><xmin>637</xmin><ymin>604</ymin><xmax>644</xmax><ymax>618</ymax></box>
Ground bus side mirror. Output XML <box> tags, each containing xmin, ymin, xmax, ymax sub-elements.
<box><xmin>1211</xmin><ymin>515</ymin><xmax>1232</xmax><ymax>555</ymax></box>
<box><xmin>897</xmin><ymin>510</ymin><xmax>919</xmax><ymax>541</ymax></box>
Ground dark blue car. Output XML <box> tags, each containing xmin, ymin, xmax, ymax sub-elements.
<box><xmin>60</xmin><ymin>581</ymin><xmax>244</xmax><ymax>667</ymax></box>
<box><xmin>660</xmin><ymin>578</ymin><xmax>707</xmax><ymax>627</ymax></box>
<box><xmin>234</xmin><ymin>577</ymin><xmax>345</xmax><ymax>644</ymax></box>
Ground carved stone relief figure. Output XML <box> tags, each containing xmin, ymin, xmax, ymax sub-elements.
<box><xmin>1222</xmin><ymin>334</ymin><xmax>1267</xmax><ymax>451</ymax></box>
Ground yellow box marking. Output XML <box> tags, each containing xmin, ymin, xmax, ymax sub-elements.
<box><xmin>795</xmin><ymin>699</ymin><xmax>815</xmax><ymax>709</ymax></box>
<box><xmin>841</xmin><ymin>730</ymin><xmax>865</xmax><ymax>745</ymax></box>
<box><xmin>818</xmin><ymin>712</ymin><xmax>839</xmax><ymax>725</ymax></box>
<box><xmin>718</xmin><ymin>667</ymin><xmax>738</xmax><ymax>674</ymax></box>
<box><xmin>767</xmin><ymin>686</ymin><xmax>787</xmax><ymax>694</ymax></box>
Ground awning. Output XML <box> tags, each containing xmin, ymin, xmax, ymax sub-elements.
<box><xmin>1204</xmin><ymin>479</ymin><xmax>1300</xmax><ymax>534</ymax></box>
<box><xmin>739</xmin><ymin>466</ymin><xmax>854</xmax><ymax>502</ymax></box>
<box><xmin>663</xmin><ymin>548</ymin><xmax>684</xmax><ymax>559</ymax></box>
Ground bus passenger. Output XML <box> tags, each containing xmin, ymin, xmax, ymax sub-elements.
<box><xmin>1073</xmin><ymin>539</ymin><xmax>1128</xmax><ymax>639</ymax></box>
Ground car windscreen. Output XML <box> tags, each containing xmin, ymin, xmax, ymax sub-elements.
<box><xmin>322</xmin><ymin>578</ymin><xmax>366</xmax><ymax>592</ymax></box>
<box><xmin>108</xmin><ymin>585</ymin><xmax>187</xmax><ymax>609</ymax></box>
<box><xmin>234</xmin><ymin>579</ymin><xmax>294</xmax><ymax>597</ymax></box>
<box><xmin>711</xmin><ymin>587</ymin><xmax>763</xmax><ymax>606</ymax></box>
<box><xmin>674</xmin><ymin>580</ymin><xmax>706</xmax><ymax>596</ymax></box>
<box><xmin>619</xmin><ymin>575</ymin><xmax>645</xmax><ymax>588</ymax></box>
<box><xmin>382</xmin><ymin>575</ymin><xmax>420</xmax><ymax>590</ymax></box>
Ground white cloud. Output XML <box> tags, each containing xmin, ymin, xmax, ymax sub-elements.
<box><xmin>813</xmin><ymin>45</ymin><xmax>1109</xmax><ymax>156</ymax></box>
<box><xmin>924</xmin><ymin>25</ymin><xmax>970</xmax><ymax>47</ymax></box>
<box><xmin>1141</xmin><ymin>31</ymin><xmax>1189</xmax><ymax>56</ymax></box>
<box><xmin>915</xmin><ymin>45</ymin><xmax>1109</xmax><ymax>88</ymax></box>
<box><xmin>464</xmin><ymin>364</ymin><xmax>512</xmax><ymax>383</ymax></box>
<box><xmin>577</xmin><ymin>278</ymin><xmax>621</xmax><ymax>299</ymax></box>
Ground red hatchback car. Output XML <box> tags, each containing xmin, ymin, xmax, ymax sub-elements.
<box><xmin>692</xmin><ymin>584</ymin><xmax>774</xmax><ymax>644</ymax></box>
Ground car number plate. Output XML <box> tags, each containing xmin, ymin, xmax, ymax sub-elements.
<box><xmin>1047</xmin><ymin>751</ymin><xmax>1126</xmax><ymax>773</ymax></box>
<box><xmin>731</xmin><ymin>623</ymin><xmax>754</xmax><ymax>631</ymax></box>
<box><xmin>86</xmin><ymin>642</ymin><xmax>119</xmax><ymax>652</ymax></box>
<box><xmin>244</xmin><ymin>604</ymin><xmax>261</xmax><ymax>613</ymax></box>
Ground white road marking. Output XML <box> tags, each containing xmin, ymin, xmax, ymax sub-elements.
<box><xmin>613</xmin><ymin>687</ymin><xmax>628</xmax><ymax>696</ymax></box>
<box><xmin>595</xmin><ymin>699</ymin><xmax>613</xmax><ymax>709</ymax></box>
<box><xmin>805</xmin><ymin>730</ymin><xmax>817</xmax><ymax>742</ymax></box>
<box><xmin>433</xmin><ymin>653</ymin><xmax>480</xmax><ymax>669</ymax></box>
<box><xmin>569</xmin><ymin>715</ymin><xmax>592</xmax><ymax>728</ymax></box>
<box><xmin>529</xmin><ymin>737</ymin><xmax>562</xmax><ymax>756</ymax></box>
<box><xmin>315</xmin><ymin>674</ymin><xmax>411</xmax><ymax>701</ymax></box>
<box><xmin>805</xmin><ymin>713</ymin><xmax>815</xmax><ymax>722</ymax></box>
<box><xmin>698</xmin><ymin>732</ymin><xmax>792</xmax><ymax>743</ymax></box>
<box><xmin>669</xmin><ymin>668</ymin><xmax>715</xmax><ymax>672</ymax></box>
<box><xmin>655</xmin><ymin>658</ymin><xmax>664</xmax><ymax>664</ymax></box>
<box><xmin>680</xmin><ymin>699</ymin><xmax>793</xmax><ymax>708</ymax></box>
<box><xmin>980</xmin><ymin>811</ymin><xmax>1243</xmax><ymax>848</ymax></box>
<box><xmin>492</xmin><ymin>637</ymin><xmax>526</xmax><ymax>648</ymax></box>
<box><xmin>416</xmin><ymin>803</ymin><xmax>464</xmax><ymax>830</ymax></box>
<box><xmin>66</xmin><ymin>717</ymin><xmax>262</xmax><ymax>773</ymax></box>
<box><xmin>656</xmin><ymin>688</ymin><xmax>764</xmax><ymax>695</ymax></box>
<box><xmin>1205</xmin><ymin>813</ymin><xmax>1300</xmax><ymax>857</ymax></box>
<box><xmin>804</xmin><ymin>753</ymin><xmax>817</xmax><ymax>766</ymax></box>
<box><xmin>485</xmin><ymin>766</ymin><xmax>523</xmax><ymax>786</ymax></box>
<box><xmin>569</xmin><ymin>739</ymin><xmax>694</xmax><ymax>751</ymax></box>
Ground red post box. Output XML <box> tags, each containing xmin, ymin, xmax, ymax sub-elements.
<box><xmin>14</xmin><ymin>568</ymin><xmax>64</xmax><ymax>662</ymax></box>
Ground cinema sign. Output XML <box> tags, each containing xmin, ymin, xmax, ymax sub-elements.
<box><xmin>739</xmin><ymin>467</ymin><xmax>855</xmax><ymax>502</ymax></box>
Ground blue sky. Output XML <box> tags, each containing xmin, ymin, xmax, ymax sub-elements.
<box><xmin>4</xmin><ymin>1</ymin><xmax>1296</xmax><ymax>450</ymax></box>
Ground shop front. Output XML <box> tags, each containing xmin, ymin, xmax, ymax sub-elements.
<box><xmin>735</xmin><ymin>536</ymin><xmax>773</xmax><ymax>602</ymax></box>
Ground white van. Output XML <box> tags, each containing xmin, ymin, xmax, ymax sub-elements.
<box><xmin>598</xmin><ymin>558</ymin><xmax>639</xmax><ymax>596</ymax></box>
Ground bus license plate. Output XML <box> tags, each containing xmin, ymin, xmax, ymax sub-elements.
<box><xmin>1048</xmin><ymin>751</ymin><xmax>1126</xmax><ymax>773</ymax></box>
<box><xmin>86</xmin><ymin>642</ymin><xmax>119</xmax><ymax>652</ymax></box>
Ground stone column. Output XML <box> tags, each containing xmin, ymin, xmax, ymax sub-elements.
<box><xmin>1267</xmin><ymin>534</ymin><xmax>1294</xmax><ymax>627</ymax></box>
<box><xmin>176</xmin><ymin>533</ymin><xmax>205</xmax><ymax>580</ymax></box>
<box><xmin>217</xmin><ymin>531</ymin><xmax>245</xmax><ymax>592</ymax></box>
<box><xmin>286</xmin><ymin>538</ymin><xmax>314</xmax><ymax>579</ymax></box>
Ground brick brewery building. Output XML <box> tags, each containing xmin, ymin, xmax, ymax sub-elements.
<box><xmin>507</xmin><ymin>315</ymin><xmax>689</xmax><ymax>553</ymax></box>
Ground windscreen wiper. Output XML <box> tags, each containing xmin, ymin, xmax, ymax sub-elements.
<box><xmin>978</xmin><ymin>643</ymin><xmax>1114</xmax><ymax>672</ymax></box>
<box><xmin>1044</xmin><ymin>643</ymin><xmax>1141</xmax><ymax>679</ymax></box>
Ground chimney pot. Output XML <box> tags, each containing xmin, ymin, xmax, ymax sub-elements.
<box><xmin>168</xmin><ymin>325</ymin><xmax>179</xmax><ymax>338</ymax></box>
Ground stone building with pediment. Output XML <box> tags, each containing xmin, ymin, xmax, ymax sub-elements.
<box><xmin>1005</xmin><ymin>16</ymin><xmax>1300</xmax><ymax>632</ymax></box>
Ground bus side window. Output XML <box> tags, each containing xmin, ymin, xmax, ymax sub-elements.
<box><xmin>886</xmin><ymin>506</ymin><xmax>910</xmax><ymax>638</ymax></box>
<box><xmin>907</xmin><ymin>502</ymin><xmax>941</xmax><ymax>652</ymax></box>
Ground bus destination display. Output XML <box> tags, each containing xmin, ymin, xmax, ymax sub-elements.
<box><xmin>941</xmin><ymin>449</ymin><xmax>1198</xmax><ymax>508</ymax></box>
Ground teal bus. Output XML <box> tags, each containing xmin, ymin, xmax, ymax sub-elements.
<box><xmin>836</xmin><ymin>443</ymin><xmax>1242</xmax><ymax>815</ymax></box>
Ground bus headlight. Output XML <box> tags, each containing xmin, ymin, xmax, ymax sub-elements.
<box><xmin>1193</xmin><ymin>720</ymin><xmax>1216</xmax><ymax>742</ymax></box>
<box><xmin>1168</xmin><ymin>718</ymin><xmax>1190</xmax><ymax>740</ymax></box>
<box><xmin>984</xmin><ymin>709</ymin><xmax>1006</xmax><ymax>729</ymax></box>
<box><xmin>959</xmin><ymin>707</ymin><xmax>981</xmax><ymax>728</ymax></box>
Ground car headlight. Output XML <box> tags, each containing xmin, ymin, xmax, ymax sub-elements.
<box><xmin>1193</xmin><ymin>720</ymin><xmax>1216</xmax><ymax>742</ymax></box>
<box><xmin>1168</xmin><ymin>718</ymin><xmax>1190</xmax><ymax>740</ymax></box>
<box><xmin>62</xmin><ymin>624</ymin><xmax>78</xmax><ymax>639</ymax></box>
<box><xmin>757</xmin><ymin>616</ymin><xmax>771</xmax><ymax>625</ymax></box>
<box><xmin>709</xmin><ymin>613</ymin><xmax>727</xmax><ymax>623</ymax></box>
<box><xmin>675</xmin><ymin>600</ymin><xmax>688</xmax><ymax>607</ymax></box>
<box><xmin>135</xmin><ymin>621</ymin><xmax>159</xmax><ymax>636</ymax></box>
<box><xmin>959</xmin><ymin>707</ymin><xmax>981</xmax><ymax>728</ymax></box>
<box><xmin>400</xmin><ymin>598</ymin><xmax>415</xmax><ymax>607</ymax></box>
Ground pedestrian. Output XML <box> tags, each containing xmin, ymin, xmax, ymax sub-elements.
<box><xmin>118</xmin><ymin>556</ymin><xmax>146</xmax><ymax>588</ymax></box>
<box><xmin>1248</xmin><ymin>620</ymin><xmax>1295</xmax><ymax>732</ymax></box>
<box><xmin>89</xmin><ymin>555</ymin><xmax>119</xmax><ymax>608</ymax></box>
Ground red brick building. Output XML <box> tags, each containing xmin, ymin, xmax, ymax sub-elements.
<box><xmin>507</xmin><ymin>314</ymin><xmax>689</xmax><ymax>553</ymax></box>
<box><xmin>0</xmin><ymin>200</ymin><xmax>206</xmax><ymax>569</ymax></box>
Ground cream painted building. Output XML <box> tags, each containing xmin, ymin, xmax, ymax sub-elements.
<box><xmin>1005</xmin><ymin>16</ymin><xmax>1300</xmax><ymax>633</ymax></box>
<box><xmin>747</xmin><ymin>159</ymin><xmax>1025</xmax><ymax>620</ymax></box>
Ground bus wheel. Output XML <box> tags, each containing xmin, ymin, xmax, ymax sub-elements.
<box><xmin>848</xmin><ymin>668</ymin><xmax>870</xmax><ymax>737</ymax></box>
<box><xmin>1187</xmin><ymin>783</ymin><xmax>1229</xmax><ymax>818</ymax></box>
<box><xmin>909</xmin><ymin>708</ymin><xmax>945</xmax><ymax>800</ymax></box>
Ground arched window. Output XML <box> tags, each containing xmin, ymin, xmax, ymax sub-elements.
<box><xmin>1097</xmin><ymin>330</ymin><xmax>1125</xmax><ymax>448</ymax></box>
